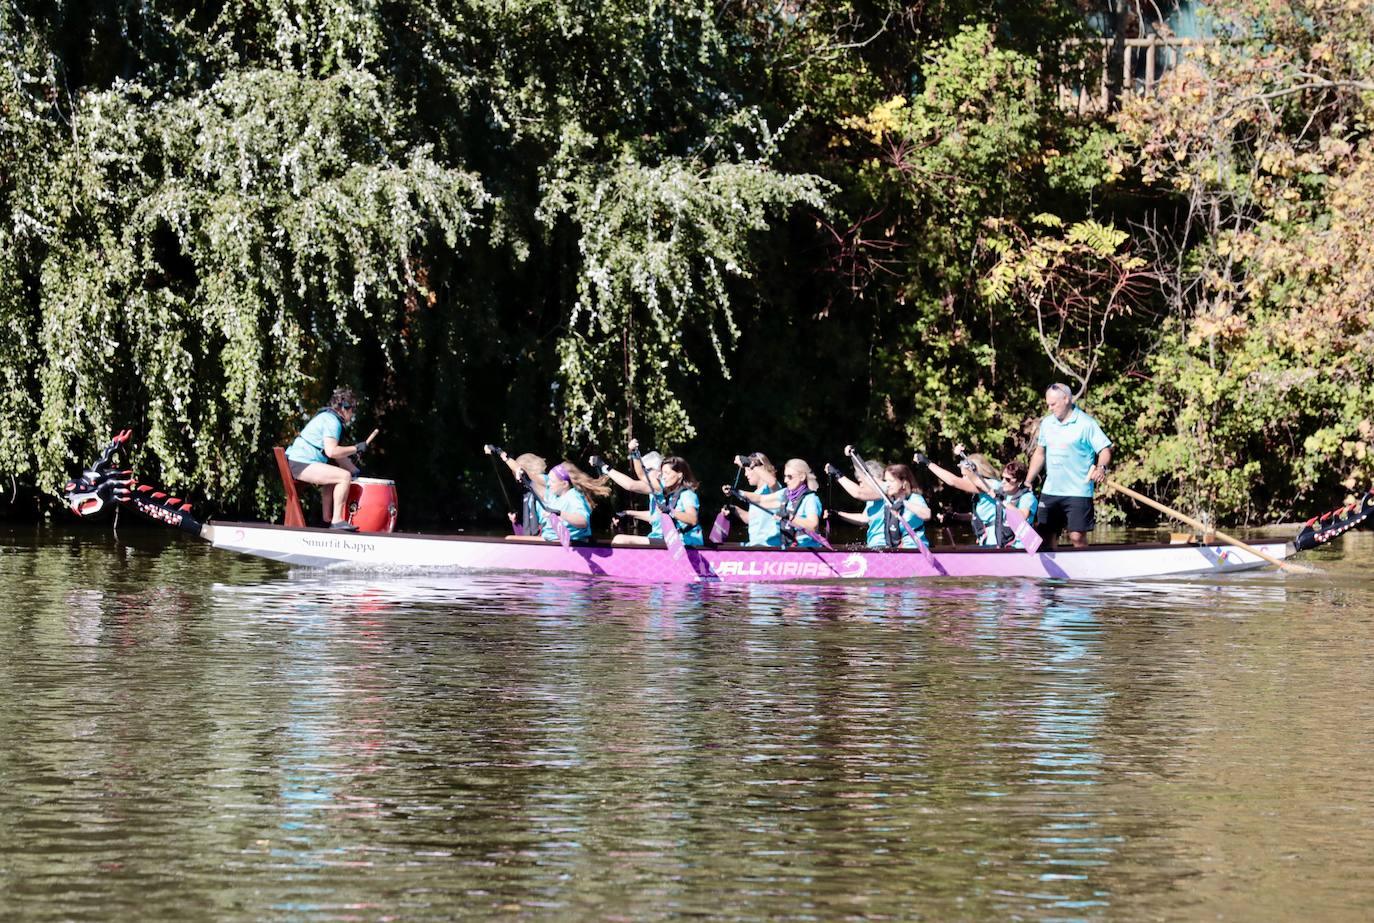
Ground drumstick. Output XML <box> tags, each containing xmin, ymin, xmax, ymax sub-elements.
<box><xmin>366</xmin><ymin>429</ymin><xmax>379</xmax><ymax>444</ymax></box>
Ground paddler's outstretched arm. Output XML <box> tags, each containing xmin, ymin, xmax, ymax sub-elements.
<box><xmin>834</xmin><ymin>448</ymin><xmax>882</xmax><ymax>501</ymax></box>
<box><xmin>832</xmin><ymin>509</ymin><xmax>867</xmax><ymax>526</ymax></box>
<box><xmin>587</xmin><ymin>450</ymin><xmax>650</xmax><ymax>495</ymax></box>
<box><xmin>916</xmin><ymin>452</ymin><xmax>978</xmax><ymax>494</ymax></box>
<box><xmin>729</xmin><ymin>485</ymin><xmax>784</xmax><ymax>510</ymax></box>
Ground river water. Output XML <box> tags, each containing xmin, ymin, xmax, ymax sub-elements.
<box><xmin>1</xmin><ymin>522</ymin><xmax>1372</xmax><ymax>921</ymax></box>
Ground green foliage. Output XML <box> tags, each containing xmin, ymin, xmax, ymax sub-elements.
<box><xmin>3</xmin><ymin>0</ymin><xmax>1371</xmax><ymax>528</ymax></box>
<box><xmin>550</xmin><ymin>155</ymin><xmax>829</xmax><ymax>448</ymax></box>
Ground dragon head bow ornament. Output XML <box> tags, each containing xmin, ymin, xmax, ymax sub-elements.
<box><xmin>63</xmin><ymin>431</ymin><xmax>203</xmax><ymax>534</ymax></box>
<box><xmin>1294</xmin><ymin>489</ymin><xmax>1374</xmax><ymax>552</ymax></box>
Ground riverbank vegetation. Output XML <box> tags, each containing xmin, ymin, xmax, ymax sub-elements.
<box><xmin>2</xmin><ymin>0</ymin><xmax>1370</xmax><ymax>524</ymax></box>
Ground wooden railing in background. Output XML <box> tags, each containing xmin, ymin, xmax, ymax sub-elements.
<box><xmin>1059</xmin><ymin>37</ymin><xmax>1210</xmax><ymax>113</ymax></box>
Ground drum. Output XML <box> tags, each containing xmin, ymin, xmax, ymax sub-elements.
<box><xmin>347</xmin><ymin>477</ymin><xmax>398</xmax><ymax>533</ymax></box>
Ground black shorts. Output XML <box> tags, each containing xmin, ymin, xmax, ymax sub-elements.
<box><xmin>1036</xmin><ymin>494</ymin><xmax>1096</xmax><ymax>535</ymax></box>
<box><xmin>287</xmin><ymin>459</ymin><xmax>315</xmax><ymax>479</ymax></box>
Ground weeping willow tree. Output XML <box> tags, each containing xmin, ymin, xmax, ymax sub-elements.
<box><xmin>0</xmin><ymin>0</ymin><xmax>828</xmax><ymax>514</ymax></box>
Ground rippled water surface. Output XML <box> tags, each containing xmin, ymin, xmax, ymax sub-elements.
<box><xmin>2</xmin><ymin>523</ymin><xmax>1373</xmax><ymax>921</ymax></box>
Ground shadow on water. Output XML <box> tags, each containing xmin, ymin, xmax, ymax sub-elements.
<box><xmin>1</xmin><ymin>524</ymin><xmax>1373</xmax><ymax>920</ymax></box>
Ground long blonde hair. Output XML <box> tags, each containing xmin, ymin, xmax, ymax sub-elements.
<box><xmin>554</xmin><ymin>460</ymin><xmax>612</xmax><ymax>504</ymax></box>
<box><xmin>515</xmin><ymin>453</ymin><xmax>547</xmax><ymax>476</ymax></box>
<box><xmin>785</xmin><ymin>458</ymin><xmax>819</xmax><ymax>492</ymax></box>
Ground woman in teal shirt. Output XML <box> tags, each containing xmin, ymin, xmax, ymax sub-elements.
<box><xmin>621</xmin><ymin>456</ymin><xmax>704</xmax><ymax>546</ymax></box>
<box><xmin>518</xmin><ymin>459</ymin><xmax>611</xmax><ymax>542</ymax></box>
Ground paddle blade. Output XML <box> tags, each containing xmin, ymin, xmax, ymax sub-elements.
<box><xmin>709</xmin><ymin>508</ymin><xmax>731</xmax><ymax>544</ymax></box>
<box><xmin>551</xmin><ymin>512</ymin><xmax>571</xmax><ymax>549</ymax></box>
<box><xmin>661</xmin><ymin>517</ymin><xmax>687</xmax><ymax>560</ymax></box>
<box><xmin>1003</xmin><ymin>504</ymin><xmax>1043</xmax><ymax>554</ymax></box>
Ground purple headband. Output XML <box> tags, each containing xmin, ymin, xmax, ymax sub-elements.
<box><xmin>550</xmin><ymin>464</ymin><xmax>571</xmax><ymax>483</ymax></box>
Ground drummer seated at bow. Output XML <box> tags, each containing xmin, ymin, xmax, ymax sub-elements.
<box><xmin>826</xmin><ymin>458</ymin><xmax>931</xmax><ymax>549</ymax></box>
<box><xmin>508</xmin><ymin>455</ymin><xmax>610</xmax><ymax>543</ymax></box>
<box><xmin>729</xmin><ymin>459</ymin><xmax>826</xmax><ymax>549</ymax></box>
<box><xmin>614</xmin><ymin>456</ymin><xmax>703</xmax><ymax>546</ymax></box>
<box><xmin>283</xmin><ymin>387</ymin><xmax>371</xmax><ymax>531</ymax></box>
<box><xmin>917</xmin><ymin>448</ymin><xmax>1037</xmax><ymax>548</ymax></box>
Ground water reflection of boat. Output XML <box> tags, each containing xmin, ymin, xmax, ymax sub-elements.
<box><xmin>63</xmin><ymin>434</ymin><xmax>1299</xmax><ymax>585</ymax></box>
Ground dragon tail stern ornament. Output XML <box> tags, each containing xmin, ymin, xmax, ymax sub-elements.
<box><xmin>1295</xmin><ymin>489</ymin><xmax>1374</xmax><ymax>551</ymax></box>
<box><xmin>62</xmin><ymin>430</ymin><xmax>204</xmax><ymax>535</ymax></box>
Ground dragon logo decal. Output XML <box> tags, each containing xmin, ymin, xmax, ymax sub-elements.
<box><xmin>837</xmin><ymin>552</ymin><xmax>869</xmax><ymax>579</ymax></box>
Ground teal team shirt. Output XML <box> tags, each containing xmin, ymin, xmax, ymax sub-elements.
<box><xmin>863</xmin><ymin>499</ymin><xmax>886</xmax><ymax>548</ymax></box>
<box><xmin>747</xmin><ymin>483</ymin><xmax>782</xmax><ymax>547</ymax></box>
<box><xmin>285</xmin><ymin>410</ymin><xmax>343</xmax><ymax>465</ymax></box>
<box><xmin>650</xmin><ymin>487</ymin><xmax>704</xmax><ymax>546</ymax></box>
<box><xmin>543</xmin><ymin>487</ymin><xmax>592</xmax><ymax>542</ymax></box>
<box><xmin>1036</xmin><ymin>408</ymin><xmax>1112</xmax><ymax>498</ymax></box>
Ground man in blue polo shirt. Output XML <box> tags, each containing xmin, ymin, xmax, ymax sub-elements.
<box><xmin>1025</xmin><ymin>383</ymin><xmax>1113</xmax><ymax>549</ymax></box>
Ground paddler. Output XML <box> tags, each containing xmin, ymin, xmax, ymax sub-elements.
<box><xmin>729</xmin><ymin>458</ymin><xmax>825</xmax><ymax>548</ymax></box>
<box><xmin>824</xmin><ymin>455</ymin><xmax>887</xmax><ymax>548</ymax></box>
<box><xmin>917</xmin><ymin>450</ymin><xmax>1037</xmax><ymax>548</ymax></box>
<box><xmin>511</xmin><ymin>456</ymin><xmax>611</xmax><ymax>543</ymax></box>
<box><xmin>284</xmin><ymin>387</ymin><xmax>371</xmax><ymax>531</ymax></box>
<box><xmin>826</xmin><ymin>458</ymin><xmax>931</xmax><ymax>548</ymax></box>
<box><xmin>487</xmin><ymin>448</ymin><xmax>551</xmax><ymax>536</ymax></box>
<box><xmin>726</xmin><ymin>453</ymin><xmax>782</xmax><ymax>547</ymax></box>
<box><xmin>615</xmin><ymin>455</ymin><xmax>704</xmax><ymax>546</ymax></box>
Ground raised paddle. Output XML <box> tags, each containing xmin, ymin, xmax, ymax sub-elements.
<box><xmin>1106</xmin><ymin>478</ymin><xmax>1312</xmax><ymax>575</ymax></box>
<box><xmin>846</xmin><ymin>447</ymin><xmax>937</xmax><ymax>567</ymax></box>
<box><xmin>483</xmin><ymin>443</ymin><xmax>521</xmax><ymax>535</ymax></box>
<box><xmin>949</xmin><ymin>447</ymin><xmax>1042</xmax><ymax>554</ymax></box>
<box><xmin>709</xmin><ymin>456</ymin><xmax>746</xmax><ymax>543</ymax></box>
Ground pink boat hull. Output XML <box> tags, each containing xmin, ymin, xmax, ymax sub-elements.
<box><xmin>204</xmin><ymin>521</ymin><xmax>1296</xmax><ymax>582</ymax></box>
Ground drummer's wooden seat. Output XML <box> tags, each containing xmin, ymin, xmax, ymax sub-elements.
<box><xmin>272</xmin><ymin>447</ymin><xmax>308</xmax><ymax>528</ymax></box>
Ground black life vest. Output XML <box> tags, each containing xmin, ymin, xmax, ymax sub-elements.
<box><xmin>883</xmin><ymin>493</ymin><xmax>923</xmax><ymax>547</ymax></box>
<box><xmin>521</xmin><ymin>486</ymin><xmax>542</xmax><ymax>537</ymax></box>
<box><xmin>779</xmin><ymin>488</ymin><xmax>817</xmax><ymax>547</ymax></box>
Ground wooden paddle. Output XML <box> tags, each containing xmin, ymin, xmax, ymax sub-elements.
<box><xmin>1106</xmin><ymin>478</ymin><xmax>1312</xmax><ymax>575</ymax></box>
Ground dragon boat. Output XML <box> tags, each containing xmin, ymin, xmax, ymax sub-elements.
<box><xmin>61</xmin><ymin>433</ymin><xmax>1368</xmax><ymax>584</ymax></box>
